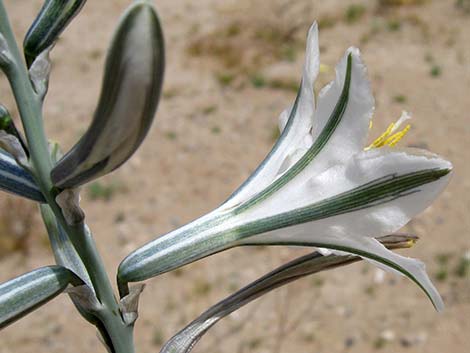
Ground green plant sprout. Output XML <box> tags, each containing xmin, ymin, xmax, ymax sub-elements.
<box><xmin>0</xmin><ymin>1</ymin><xmax>452</xmax><ymax>352</ymax></box>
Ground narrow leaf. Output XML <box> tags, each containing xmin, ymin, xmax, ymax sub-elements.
<box><xmin>0</xmin><ymin>265</ymin><xmax>79</xmax><ymax>329</ymax></box>
<box><xmin>23</xmin><ymin>0</ymin><xmax>87</xmax><ymax>67</ymax></box>
<box><xmin>160</xmin><ymin>234</ymin><xmax>417</xmax><ymax>353</ymax></box>
<box><xmin>51</xmin><ymin>1</ymin><xmax>164</xmax><ymax>189</ymax></box>
<box><xmin>39</xmin><ymin>205</ymin><xmax>92</xmax><ymax>289</ymax></box>
<box><xmin>40</xmin><ymin>206</ymin><xmax>110</xmax><ymax>328</ymax></box>
<box><xmin>0</xmin><ymin>148</ymin><xmax>45</xmax><ymax>202</ymax></box>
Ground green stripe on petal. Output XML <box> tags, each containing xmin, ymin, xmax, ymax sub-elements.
<box><xmin>224</xmin><ymin>23</ymin><xmax>320</xmax><ymax>208</ymax></box>
<box><xmin>234</xmin><ymin>53</ymin><xmax>353</xmax><ymax>212</ymax></box>
<box><xmin>118</xmin><ymin>150</ymin><xmax>451</xmax><ymax>289</ymax></box>
<box><xmin>234</xmin><ymin>168</ymin><xmax>449</xmax><ymax>235</ymax></box>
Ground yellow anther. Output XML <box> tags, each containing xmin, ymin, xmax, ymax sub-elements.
<box><xmin>366</xmin><ymin>112</ymin><xmax>412</xmax><ymax>150</ymax></box>
<box><xmin>319</xmin><ymin>64</ymin><xmax>331</xmax><ymax>73</ymax></box>
<box><xmin>404</xmin><ymin>238</ymin><xmax>417</xmax><ymax>249</ymax></box>
<box><xmin>366</xmin><ymin>123</ymin><xmax>395</xmax><ymax>150</ymax></box>
<box><xmin>383</xmin><ymin>124</ymin><xmax>411</xmax><ymax>147</ymax></box>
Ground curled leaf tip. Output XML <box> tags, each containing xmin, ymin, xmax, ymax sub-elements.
<box><xmin>28</xmin><ymin>47</ymin><xmax>52</xmax><ymax>101</ymax></box>
<box><xmin>55</xmin><ymin>188</ymin><xmax>85</xmax><ymax>225</ymax></box>
<box><xmin>119</xmin><ymin>283</ymin><xmax>145</xmax><ymax>326</ymax></box>
<box><xmin>65</xmin><ymin>285</ymin><xmax>101</xmax><ymax>313</ymax></box>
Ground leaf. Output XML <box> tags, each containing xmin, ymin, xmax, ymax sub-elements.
<box><xmin>0</xmin><ymin>148</ymin><xmax>45</xmax><ymax>202</ymax></box>
<box><xmin>0</xmin><ymin>265</ymin><xmax>80</xmax><ymax>329</ymax></box>
<box><xmin>39</xmin><ymin>205</ymin><xmax>92</xmax><ymax>289</ymax></box>
<box><xmin>160</xmin><ymin>234</ymin><xmax>416</xmax><ymax>353</ymax></box>
<box><xmin>23</xmin><ymin>0</ymin><xmax>87</xmax><ymax>67</ymax></box>
<box><xmin>50</xmin><ymin>1</ymin><xmax>165</xmax><ymax>189</ymax></box>
<box><xmin>40</xmin><ymin>206</ymin><xmax>103</xmax><ymax>326</ymax></box>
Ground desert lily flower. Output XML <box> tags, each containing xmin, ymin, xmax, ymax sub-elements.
<box><xmin>118</xmin><ymin>23</ymin><xmax>452</xmax><ymax>310</ymax></box>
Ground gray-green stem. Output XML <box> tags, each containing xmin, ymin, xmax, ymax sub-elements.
<box><xmin>0</xmin><ymin>2</ymin><xmax>134</xmax><ymax>352</ymax></box>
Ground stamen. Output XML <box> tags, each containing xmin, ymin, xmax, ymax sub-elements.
<box><xmin>319</xmin><ymin>63</ymin><xmax>330</xmax><ymax>73</ymax></box>
<box><xmin>384</xmin><ymin>124</ymin><xmax>411</xmax><ymax>147</ymax></box>
<box><xmin>366</xmin><ymin>111</ymin><xmax>412</xmax><ymax>150</ymax></box>
<box><xmin>404</xmin><ymin>238</ymin><xmax>418</xmax><ymax>248</ymax></box>
<box><xmin>366</xmin><ymin>123</ymin><xmax>395</xmax><ymax>150</ymax></box>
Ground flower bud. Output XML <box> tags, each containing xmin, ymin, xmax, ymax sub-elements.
<box><xmin>51</xmin><ymin>1</ymin><xmax>164</xmax><ymax>189</ymax></box>
<box><xmin>23</xmin><ymin>0</ymin><xmax>87</xmax><ymax>67</ymax></box>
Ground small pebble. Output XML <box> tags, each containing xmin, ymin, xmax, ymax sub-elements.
<box><xmin>344</xmin><ymin>336</ymin><xmax>356</xmax><ymax>348</ymax></box>
<box><xmin>380</xmin><ymin>329</ymin><xmax>395</xmax><ymax>342</ymax></box>
<box><xmin>373</xmin><ymin>269</ymin><xmax>386</xmax><ymax>284</ymax></box>
<box><xmin>400</xmin><ymin>332</ymin><xmax>428</xmax><ymax>347</ymax></box>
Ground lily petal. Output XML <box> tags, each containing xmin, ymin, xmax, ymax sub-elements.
<box><xmin>288</xmin><ymin>21</ymin><xmax>319</xmax><ymax>130</ymax></box>
<box><xmin>118</xmin><ymin>149</ymin><xmax>451</xmax><ymax>288</ymax></box>
<box><xmin>297</xmin><ymin>47</ymin><xmax>374</xmax><ymax>178</ymax></box>
<box><xmin>228</xmin><ymin>50</ymin><xmax>373</xmax><ymax>214</ymax></box>
<box><xmin>223</xmin><ymin>23</ymin><xmax>319</xmax><ymax>208</ymax></box>
<box><xmin>242</xmin><ymin>148</ymin><xmax>450</xmax><ymax>220</ymax></box>
<box><xmin>238</xmin><ymin>149</ymin><xmax>451</xmax><ymax>309</ymax></box>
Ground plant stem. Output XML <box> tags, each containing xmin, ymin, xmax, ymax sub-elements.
<box><xmin>0</xmin><ymin>2</ymin><xmax>135</xmax><ymax>352</ymax></box>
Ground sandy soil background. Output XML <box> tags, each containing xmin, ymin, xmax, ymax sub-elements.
<box><xmin>0</xmin><ymin>0</ymin><xmax>469</xmax><ymax>352</ymax></box>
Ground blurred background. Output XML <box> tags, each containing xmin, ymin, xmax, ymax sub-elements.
<box><xmin>0</xmin><ymin>0</ymin><xmax>469</xmax><ymax>352</ymax></box>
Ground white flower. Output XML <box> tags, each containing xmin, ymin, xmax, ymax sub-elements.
<box><xmin>118</xmin><ymin>23</ymin><xmax>452</xmax><ymax>310</ymax></box>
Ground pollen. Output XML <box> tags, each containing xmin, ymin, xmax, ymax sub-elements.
<box><xmin>366</xmin><ymin>111</ymin><xmax>412</xmax><ymax>150</ymax></box>
<box><xmin>319</xmin><ymin>63</ymin><xmax>331</xmax><ymax>73</ymax></box>
<box><xmin>404</xmin><ymin>238</ymin><xmax>418</xmax><ymax>248</ymax></box>
<box><xmin>384</xmin><ymin>124</ymin><xmax>411</xmax><ymax>147</ymax></box>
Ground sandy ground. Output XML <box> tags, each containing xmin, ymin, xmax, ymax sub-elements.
<box><xmin>0</xmin><ymin>0</ymin><xmax>469</xmax><ymax>352</ymax></box>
